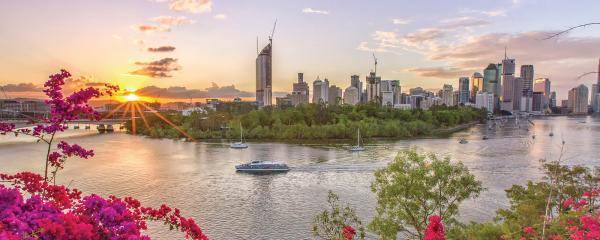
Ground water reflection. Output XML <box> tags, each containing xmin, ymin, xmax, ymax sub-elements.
<box><xmin>0</xmin><ymin>116</ymin><xmax>598</xmax><ymax>239</ymax></box>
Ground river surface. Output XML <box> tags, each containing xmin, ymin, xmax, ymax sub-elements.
<box><xmin>1</xmin><ymin>116</ymin><xmax>599</xmax><ymax>239</ymax></box>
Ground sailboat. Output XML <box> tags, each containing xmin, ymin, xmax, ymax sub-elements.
<box><xmin>349</xmin><ymin>129</ymin><xmax>365</xmax><ymax>152</ymax></box>
<box><xmin>230</xmin><ymin>123</ymin><xmax>248</xmax><ymax>149</ymax></box>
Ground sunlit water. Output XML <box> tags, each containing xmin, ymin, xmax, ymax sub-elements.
<box><xmin>1</xmin><ymin>116</ymin><xmax>599</xmax><ymax>239</ymax></box>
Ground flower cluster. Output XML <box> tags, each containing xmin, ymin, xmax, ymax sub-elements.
<box><xmin>0</xmin><ymin>69</ymin><xmax>208</xmax><ymax>239</ymax></box>
<box><xmin>342</xmin><ymin>225</ymin><xmax>356</xmax><ymax>240</ymax></box>
<box><xmin>0</xmin><ymin>172</ymin><xmax>208</xmax><ymax>240</ymax></box>
<box><xmin>424</xmin><ymin>215</ymin><xmax>445</xmax><ymax>240</ymax></box>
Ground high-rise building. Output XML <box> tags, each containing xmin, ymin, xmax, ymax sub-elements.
<box><xmin>441</xmin><ymin>84</ymin><xmax>454</xmax><ymax>106</ymax></box>
<box><xmin>380</xmin><ymin>80</ymin><xmax>401</xmax><ymax>106</ymax></box>
<box><xmin>366</xmin><ymin>71</ymin><xmax>381</xmax><ymax>104</ymax></box>
<box><xmin>312</xmin><ymin>77</ymin><xmax>329</xmax><ymax>104</ymax></box>
<box><xmin>350</xmin><ymin>75</ymin><xmax>362</xmax><ymax>102</ymax></box>
<box><xmin>470</xmin><ymin>72</ymin><xmax>484</xmax><ymax>102</ymax></box>
<box><xmin>410</xmin><ymin>87</ymin><xmax>425</xmax><ymax>96</ymax></box>
<box><xmin>343</xmin><ymin>86</ymin><xmax>360</xmax><ymax>105</ymax></box>
<box><xmin>256</xmin><ymin>40</ymin><xmax>272</xmax><ymax>107</ymax></box>
<box><xmin>501</xmin><ymin>55</ymin><xmax>516</xmax><ymax>105</ymax></box>
<box><xmin>520</xmin><ymin>65</ymin><xmax>534</xmax><ymax>92</ymax></box>
<box><xmin>534</xmin><ymin>78</ymin><xmax>551</xmax><ymax>96</ymax></box>
<box><xmin>592</xmin><ymin>84</ymin><xmax>599</xmax><ymax>112</ymax></box>
<box><xmin>549</xmin><ymin>91</ymin><xmax>557</xmax><ymax>109</ymax></box>
<box><xmin>458</xmin><ymin>77</ymin><xmax>470</xmax><ymax>104</ymax></box>
<box><xmin>483</xmin><ymin>64</ymin><xmax>501</xmax><ymax>95</ymax></box>
<box><xmin>568</xmin><ymin>84</ymin><xmax>589</xmax><ymax>114</ymax></box>
<box><xmin>532</xmin><ymin>92</ymin><xmax>545</xmax><ymax>112</ymax></box>
<box><xmin>513</xmin><ymin>77</ymin><xmax>523</xmax><ymax>111</ymax></box>
<box><xmin>291</xmin><ymin>73</ymin><xmax>309</xmax><ymax>106</ymax></box>
<box><xmin>475</xmin><ymin>92</ymin><xmax>494</xmax><ymax>112</ymax></box>
<box><xmin>328</xmin><ymin>85</ymin><xmax>342</xmax><ymax>105</ymax></box>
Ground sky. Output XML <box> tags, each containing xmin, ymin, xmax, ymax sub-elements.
<box><xmin>1</xmin><ymin>0</ymin><xmax>600</xmax><ymax>102</ymax></box>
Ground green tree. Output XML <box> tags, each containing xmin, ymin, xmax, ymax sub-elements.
<box><xmin>312</xmin><ymin>191</ymin><xmax>366</xmax><ymax>240</ymax></box>
<box><xmin>369</xmin><ymin>149</ymin><xmax>484</xmax><ymax>239</ymax></box>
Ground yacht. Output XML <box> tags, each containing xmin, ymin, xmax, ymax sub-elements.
<box><xmin>482</xmin><ymin>135</ymin><xmax>489</xmax><ymax>140</ymax></box>
<box><xmin>549</xmin><ymin>132</ymin><xmax>554</xmax><ymax>137</ymax></box>
<box><xmin>235</xmin><ymin>161</ymin><xmax>290</xmax><ymax>173</ymax></box>
<box><xmin>230</xmin><ymin>123</ymin><xmax>248</xmax><ymax>149</ymax></box>
<box><xmin>349</xmin><ymin>129</ymin><xmax>365</xmax><ymax>152</ymax></box>
<box><xmin>459</xmin><ymin>139</ymin><xmax>468</xmax><ymax>144</ymax></box>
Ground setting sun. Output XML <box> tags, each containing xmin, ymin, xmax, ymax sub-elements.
<box><xmin>124</xmin><ymin>93</ymin><xmax>139</xmax><ymax>102</ymax></box>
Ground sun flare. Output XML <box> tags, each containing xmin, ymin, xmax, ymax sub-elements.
<box><xmin>124</xmin><ymin>93</ymin><xmax>139</xmax><ymax>102</ymax></box>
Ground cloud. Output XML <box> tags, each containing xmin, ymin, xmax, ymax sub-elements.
<box><xmin>214</xmin><ymin>14</ymin><xmax>227</xmax><ymax>20</ymax></box>
<box><xmin>392</xmin><ymin>18</ymin><xmax>410</xmax><ymax>25</ymax></box>
<box><xmin>440</xmin><ymin>17</ymin><xmax>491</xmax><ymax>29</ymax></box>
<box><xmin>356</xmin><ymin>31</ymin><xmax>403</xmax><ymax>54</ymax></box>
<box><xmin>133</xmin><ymin>24</ymin><xmax>170</xmax><ymax>33</ymax></box>
<box><xmin>130</xmin><ymin>58</ymin><xmax>180</xmax><ymax>78</ymax></box>
<box><xmin>135</xmin><ymin>83</ymin><xmax>253</xmax><ymax>99</ymax></box>
<box><xmin>0</xmin><ymin>83</ymin><xmax>42</xmax><ymax>92</ymax></box>
<box><xmin>168</xmin><ymin>0</ymin><xmax>212</xmax><ymax>13</ymax></box>
<box><xmin>460</xmin><ymin>8</ymin><xmax>506</xmax><ymax>17</ymax></box>
<box><xmin>302</xmin><ymin>8</ymin><xmax>330</xmax><ymax>15</ymax></box>
<box><xmin>147</xmin><ymin>46</ymin><xmax>176</xmax><ymax>52</ymax></box>
<box><xmin>405</xmin><ymin>67</ymin><xmax>474</xmax><ymax>79</ymax></box>
<box><xmin>149</xmin><ymin>16</ymin><xmax>195</xmax><ymax>26</ymax></box>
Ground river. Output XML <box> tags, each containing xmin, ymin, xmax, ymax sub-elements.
<box><xmin>1</xmin><ymin>116</ymin><xmax>599</xmax><ymax>239</ymax></box>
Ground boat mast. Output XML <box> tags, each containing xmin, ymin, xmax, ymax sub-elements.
<box><xmin>240</xmin><ymin>122</ymin><xmax>244</xmax><ymax>142</ymax></box>
<box><xmin>357</xmin><ymin>129</ymin><xmax>361</xmax><ymax>147</ymax></box>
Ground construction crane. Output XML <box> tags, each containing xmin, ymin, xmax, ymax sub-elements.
<box><xmin>372</xmin><ymin>53</ymin><xmax>378</xmax><ymax>75</ymax></box>
<box><xmin>269</xmin><ymin>19</ymin><xmax>277</xmax><ymax>44</ymax></box>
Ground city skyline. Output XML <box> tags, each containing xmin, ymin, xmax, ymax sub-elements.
<box><xmin>2</xmin><ymin>0</ymin><xmax>600</xmax><ymax>102</ymax></box>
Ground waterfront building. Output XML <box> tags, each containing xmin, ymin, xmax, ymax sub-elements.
<box><xmin>366</xmin><ymin>71</ymin><xmax>381</xmax><ymax>104</ymax></box>
<box><xmin>513</xmin><ymin>77</ymin><xmax>524</xmax><ymax>111</ymax></box>
<box><xmin>532</xmin><ymin>92</ymin><xmax>544</xmax><ymax>113</ymax></box>
<box><xmin>458</xmin><ymin>77</ymin><xmax>470</xmax><ymax>105</ymax></box>
<box><xmin>312</xmin><ymin>77</ymin><xmax>329</xmax><ymax>104</ymax></box>
<box><xmin>520</xmin><ymin>65</ymin><xmax>534</xmax><ymax>92</ymax></box>
<box><xmin>475</xmin><ymin>92</ymin><xmax>494</xmax><ymax>113</ymax></box>
<box><xmin>520</xmin><ymin>94</ymin><xmax>533</xmax><ymax>112</ymax></box>
<box><xmin>568</xmin><ymin>84</ymin><xmax>589</xmax><ymax>114</ymax></box>
<box><xmin>453</xmin><ymin>91</ymin><xmax>460</xmax><ymax>106</ymax></box>
<box><xmin>292</xmin><ymin>73</ymin><xmax>309</xmax><ymax>105</ymax></box>
<box><xmin>470</xmin><ymin>72</ymin><xmax>484</xmax><ymax>103</ymax></box>
<box><xmin>328</xmin><ymin>85</ymin><xmax>342</xmax><ymax>105</ymax></box>
<box><xmin>343</xmin><ymin>86</ymin><xmax>360</xmax><ymax>105</ymax></box>
<box><xmin>550</xmin><ymin>91</ymin><xmax>557</xmax><ymax>109</ymax></box>
<box><xmin>592</xmin><ymin>84</ymin><xmax>599</xmax><ymax>113</ymax></box>
<box><xmin>501</xmin><ymin>55</ymin><xmax>516</xmax><ymax>101</ymax></box>
<box><xmin>256</xmin><ymin>39</ymin><xmax>273</xmax><ymax>107</ymax></box>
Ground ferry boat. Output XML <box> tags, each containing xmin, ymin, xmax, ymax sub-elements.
<box><xmin>235</xmin><ymin>161</ymin><xmax>290</xmax><ymax>173</ymax></box>
<box><xmin>349</xmin><ymin>129</ymin><xmax>365</xmax><ymax>152</ymax></box>
<box><xmin>230</xmin><ymin>123</ymin><xmax>248</xmax><ymax>149</ymax></box>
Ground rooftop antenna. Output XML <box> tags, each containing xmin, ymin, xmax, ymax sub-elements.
<box><xmin>256</xmin><ymin>36</ymin><xmax>259</xmax><ymax>55</ymax></box>
<box><xmin>504</xmin><ymin>46</ymin><xmax>508</xmax><ymax>60</ymax></box>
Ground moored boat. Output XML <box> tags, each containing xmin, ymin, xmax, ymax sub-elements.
<box><xmin>235</xmin><ymin>161</ymin><xmax>290</xmax><ymax>173</ymax></box>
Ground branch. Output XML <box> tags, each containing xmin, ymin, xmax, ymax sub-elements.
<box><xmin>543</xmin><ymin>23</ymin><xmax>600</xmax><ymax>40</ymax></box>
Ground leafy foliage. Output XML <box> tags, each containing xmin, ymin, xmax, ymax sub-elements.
<box><xmin>127</xmin><ymin>103</ymin><xmax>487</xmax><ymax>140</ymax></box>
<box><xmin>369</xmin><ymin>149</ymin><xmax>483</xmax><ymax>239</ymax></box>
<box><xmin>312</xmin><ymin>191</ymin><xmax>365</xmax><ymax>240</ymax></box>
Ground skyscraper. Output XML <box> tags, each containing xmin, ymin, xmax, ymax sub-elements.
<box><xmin>366</xmin><ymin>71</ymin><xmax>381</xmax><ymax>104</ymax></box>
<box><xmin>458</xmin><ymin>77</ymin><xmax>470</xmax><ymax>104</ymax></box>
<box><xmin>328</xmin><ymin>85</ymin><xmax>342</xmax><ymax>105</ymax></box>
<box><xmin>501</xmin><ymin>55</ymin><xmax>515</xmax><ymax>104</ymax></box>
<box><xmin>568</xmin><ymin>84</ymin><xmax>589</xmax><ymax>114</ymax></box>
<box><xmin>470</xmin><ymin>72</ymin><xmax>484</xmax><ymax>102</ymax></box>
<box><xmin>441</xmin><ymin>84</ymin><xmax>454</xmax><ymax>106</ymax></box>
<box><xmin>256</xmin><ymin>40</ymin><xmax>272</xmax><ymax>107</ymax></box>
<box><xmin>483</xmin><ymin>64</ymin><xmax>500</xmax><ymax>94</ymax></box>
<box><xmin>292</xmin><ymin>73</ymin><xmax>309</xmax><ymax>105</ymax></box>
<box><xmin>592</xmin><ymin>84</ymin><xmax>599</xmax><ymax>113</ymax></box>
<box><xmin>520</xmin><ymin>65</ymin><xmax>534</xmax><ymax>92</ymax></box>
<box><xmin>312</xmin><ymin>77</ymin><xmax>329</xmax><ymax>104</ymax></box>
<box><xmin>343</xmin><ymin>86</ymin><xmax>360</xmax><ymax>105</ymax></box>
<box><xmin>513</xmin><ymin>77</ymin><xmax>523</xmax><ymax>111</ymax></box>
<box><xmin>534</xmin><ymin>78</ymin><xmax>551</xmax><ymax>96</ymax></box>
